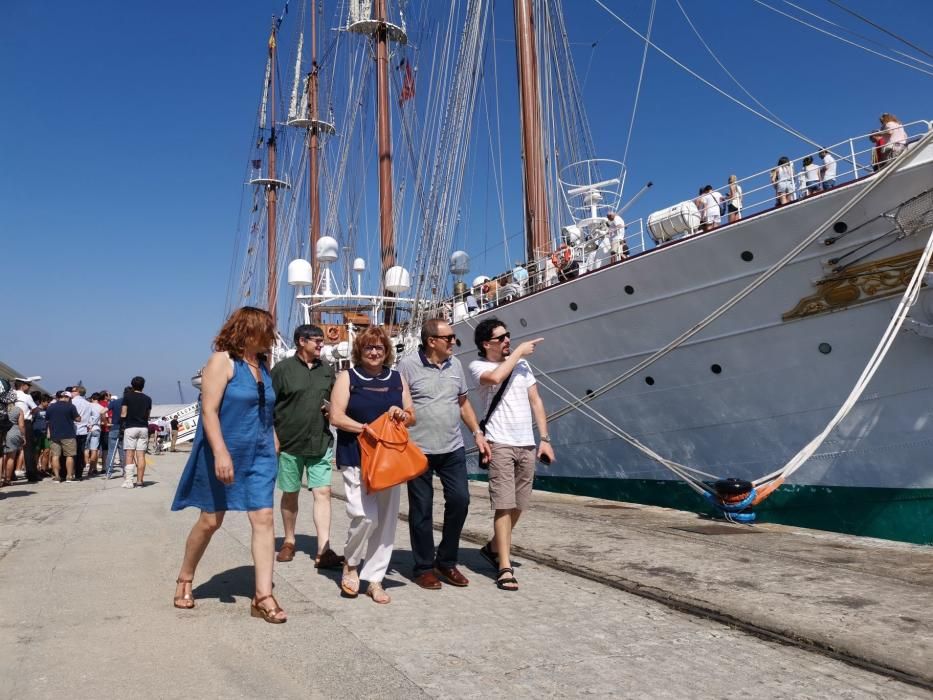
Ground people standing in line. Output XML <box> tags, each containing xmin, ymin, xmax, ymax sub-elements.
<box><xmin>2</xmin><ymin>390</ymin><xmax>25</xmax><ymax>486</ymax></box>
<box><xmin>105</xmin><ymin>390</ymin><xmax>127</xmax><ymax>478</ymax></box>
<box><xmin>171</xmin><ymin>307</ymin><xmax>286</xmax><ymax>623</ymax></box>
<box><xmin>879</xmin><ymin>113</ymin><xmax>907</xmax><ymax>164</ymax></box>
<box><xmin>773</xmin><ymin>156</ymin><xmax>795</xmax><ymax>206</ymax></box>
<box><xmin>85</xmin><ymin>393</ymin><xmax>105</xmax><ymax>475</ymax></box>
<box><xmin>803</xmin><ymin>156</ymin><xmax>821</xmax><ymax>196</ymax></box>
<box><xmin>469</xmin><ymin>319</ymin><xmax>555</xmax><ymax>592</ymax></box>
<box><xmin>819</xmin><ymin>149</ymin><xmax>837</xmax><ymax>190</ymax></box>
<box><xmin>70</xmin><ymin>386</ymin><xmax>92</xmax><ymax>480</ymax></box>
<box><xmin>271</xmin><ymin>324</ymin><xmax>343</xmax><ymax>569</ymax></box>
<box><xmin>31</xmin><ymin>393</ymin><xmax>51</xmax><ymax>476</ymax></box>
<box><xmin>398</xmin><ymin>318</ymin><xmax>491</xmax><ymax>590</ymax></box>
<box><xmin>46</xmin><ymin>390</ymin><xmax>81</xmax><ymax>482</ymax></box>
<box><xmin>14</xmin><ymin>380</ymin><xmax>40</xmax><ymax>482</ymax></box>
<box><xmin>97</xmin><ymin>390</ymin><xmax>110</xmax><ymax>464</ymax></box>
<box><xmin>727</xmin><ymin>175</ymin><xmax>743</xmax><ymax>224</ymax></box>
<box><xmin>329</xmin><ymin>327</ymin><xmax>416</xmax><ymax>605</ymax></box>
<box><xmin>169</xmin><ymin>416</ymin><xmax>179</xmax><ymax>452</ymax></box>
<box><xmin>121</xmin><ymin>377</ymin><xmax>152</xmax><ymax>488</ymax></box>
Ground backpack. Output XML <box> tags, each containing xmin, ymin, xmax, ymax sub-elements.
<box><xmin>0</xmin><ymin>408</ymin><xmax>13</xmax><ymax>434</ymax></box>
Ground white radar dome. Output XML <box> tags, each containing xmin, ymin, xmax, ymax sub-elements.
<box><xmin>287</xmin><ymin>258</ymin><xmax>313</xmax><ymax>287</ymax></box>
<box><xmin>449</xmin><ymin>250</ymin><xmax>470</xmax><ymax>276</ymax></box>
<box><xmin>384</xmin><ymin>265</ymin><xmax>411</xmax><ymax>294</ymax></box>
<box><xmin>352</xmin><ymin>257</ymin><xmax>366</xmax><ymax>272</ymax></box>
<box><xmin>316</xmin><ymin>236</ymin><xmax>340</xmax><ymax>263</ymax></box>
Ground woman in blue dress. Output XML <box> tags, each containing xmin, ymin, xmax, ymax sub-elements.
<box><xmin>171</xmin><ymin>307</ymin><xmax>286</xmax><ymax>623</ymax></box>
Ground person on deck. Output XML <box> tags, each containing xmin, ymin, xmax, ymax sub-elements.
<box><xmin>329</xmin><ymin>327</ymin><xmax>416</xmax><ymax>605</ymax></box>
<box><xmin>171</xmin><ymin>306</ymin><xmax>286</xmax><ymax>623</ymax></box>
<box><xmin>879</xmin><ymin>113</ymin><xmax>907</xmax><ymax>164</ymax></box>
<box><xmin>819</xmin><ymin>150</ymin><xmax>837</xmax><ymax>190</ymax></box>
<box><xmin>398</xmin><ymin>318</ymin><xmax>490</xmax><ymax>590</ymax></box>
<box><xmin>469</xmin><ymin>318</ymin><xmax>555</xmax><ymax>592</ymax></box>
<box><xmin>727</xmin><ymin>175</ymin><xmax>743</xmax><ymax>224</ymax></box>
<box><xmin>271</xmin><ymin>324</ymin><xmax>343</xmax><ymax>570</ymax></box>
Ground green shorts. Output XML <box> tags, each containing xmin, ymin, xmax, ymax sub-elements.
<box><xmin>277</xmin><ymin>448</ymin><xmax>333</xmax><ymax>492</ymax></box>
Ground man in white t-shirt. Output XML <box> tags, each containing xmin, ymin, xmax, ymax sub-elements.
<box><xmin>70</xmin><ymin>386</ymin><xmax>93</xmax><ymax>479</ymax></box>
<box><xmin>469</xmin><ymin>318</ymin><xmax>555</xmax><ymax>592</ymax></box>
<box><xmin>13</xmin><ymin>379</ymin><xmax>39</xmax><ymax>482</ymax></box>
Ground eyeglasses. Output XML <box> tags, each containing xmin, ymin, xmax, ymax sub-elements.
<box><xmin>431</xmin><ymin>334</ymin><xmax>457</xmax><ymax>343</ymax></box>
<box><xmin>488</xmin><ymin>331</ymin><xmax>511</xmax><ymax>343</ymax></box>
<box><xmin>363</xmin><ymin>345</ymin><xmax>386</xmax><ymax>355</ymax></box>
<box><xmin>301</xmin><ymin>337</ymin><xmax>325</xmax><ymax>345</ymax></box>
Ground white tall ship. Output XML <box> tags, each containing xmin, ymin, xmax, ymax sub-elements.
<box><xmin>229</xmin><ymin>1</ymin><xmax>933</xmax><ymax>543</ymax></box>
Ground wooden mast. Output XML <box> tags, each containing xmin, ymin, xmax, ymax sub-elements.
<box><xmin>307</xmin><ymin>1</ymin><xmax>321</xmax><ymax>284</ymax></box>
<box><xmin>266</xmin><ymin>20</ymin><xmax>280</xmax><ymax>327</ymax></box>
<box><xmin>514</xmin><ymin>0</ymin><xmax>550</xmax><ymax>263</ymax></box>
<box><xmin>375</xmin><ymin>0</ymin><xmax>396</xmax><ymax>321</ymax></box>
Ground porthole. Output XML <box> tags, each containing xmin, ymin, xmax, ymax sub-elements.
<box><xmin>519</xmin><ymin>318</ymin><xmax>528</xmax><ymax>327</ymax></box>
<box><xmin>585</xmin><ymin>389</ymin><xmax>593</xmax><ymax>395</ymax></box>
<box><xmin>624</xmin><ymin>285</ymin><xmax>635</xmax><ymax>295</ymax></box>
<box><xmin>833</xmin><ymin>222</ymin><xmax>848</xmax><ymax>234</ymax></box>
<box><xmin>711</xmin><ymin>364</ymin><xmax>722</xmax><ymax>374</ymax></box>
<box><xmin>455</xmin><ymin>338</ymin><xmax>462</xmax><ymax>347</ymax></box>
<box><xmin>818</xmin><ymin>342</ymin><xmax>832</xmax><ymax>354</ymax></box>
<box><xmin>741</xmin><ymin>251</ymin><xmax>754</xmax><ymax>262</ymax></box>
<box><xmin>645</xmin><ymin>376</ymin><xmax>655</xmax><ymax>386</ymax></box>
<box><xmin>569</xmin><ymin>302</ymin><xmax>578</xmax><ymax>311</ymax></box>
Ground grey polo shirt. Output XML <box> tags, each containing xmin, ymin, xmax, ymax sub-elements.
<box><xmin>397</xmin><ymin>349</ymin><xmax>469</xmax><ymax>455</ymax></box>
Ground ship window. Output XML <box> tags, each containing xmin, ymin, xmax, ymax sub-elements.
<box><xmin>569</xmin><ymin>302</ymin><xmax>578</xmax><ymax>311</ymax></box>
<box><xmin>455</xmin><ymin>338</ymin><xmax>462</xmax><ymax>347</ymax></box>
<box><xmin>585</xmin><ymin>389</ymin><xmax>593</xmax><ymax>395</ymax></box>
<box><xmin>819</xmin><ymin>342</ymin><xmax>832</xmax><ymax>354</ymax></box>
<box><xmin>624</xmin><ymin>285</ymin><xmax>635</xmax><ymax>295</ymax></box>
<box><xmin>833</xmin><ymin>222</ymin><xmax>848</xmax><ymax>234</ymax></box>
<box><xmin>645</xmin><ymin>376</ymin><xmax>655</xmax><ymax>386</ymax></box>
<box><xmin>741</xmin><ymin>251</ymin><xmax>754</xmax><ymax>262</ymax></box>
<box><xmin>711</xmin><ymin>364</ymin><xmax>722</xmax><ymax>374</ymax></box>
<box><xmin>520</xmin><ymin>318</ymin><xmax>528</xmax><ymax>327</ymax></box>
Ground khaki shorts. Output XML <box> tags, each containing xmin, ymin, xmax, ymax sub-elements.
<box><xmin>123</xmin><ymin>427</ymin><xmax>149</xmax><ymax>452</ymax></box>
<box><xmin>487</xmin><ymin>442</ymin><xmax>536</xmax><ymax>511</ymax></box>
<box><xmin>50</xmin><ymin>438</ymin><xmax>78</xmax><ymax>458</ymax></box>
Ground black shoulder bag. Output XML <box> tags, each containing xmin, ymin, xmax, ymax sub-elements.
<box><xmin>477</xmin><ymin>371</ymin><xmax>513</xmax><ymax>469</ymax></box>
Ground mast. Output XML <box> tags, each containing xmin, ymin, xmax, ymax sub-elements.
<box><xmin>375</xmin><ymin>0</ymin><xmax>396</xmax><ymax>319</ymax></box>
<box><xmin>266</xmin><ymin>19</ymin><xmax>280</xmax><ymax>327</ymax></box>
<box><xmin>514</xmin><ymin>0</ymin><xmax>550</xmax><ymax>263</ymax></box>
<box><xmin>308</xmin><ymin>1</ymin><xmax>321</xmax><ymax>283</ymax></box>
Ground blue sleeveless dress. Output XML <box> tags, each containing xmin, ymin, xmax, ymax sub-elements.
<box><xmin>335</xmin><ymin>367</ymin><xmax>403</xmax><ymax>468</ymax></box>
<box><xmin>172</xmin><ymin>359</ymin><xmax>277</xmax><ymax>512</ymax></box>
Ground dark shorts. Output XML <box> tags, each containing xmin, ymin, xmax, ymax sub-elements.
<box><xmin>727</xmin><ymin>203</ymin><xmax>739</xmax><ymax>213</ymax></box>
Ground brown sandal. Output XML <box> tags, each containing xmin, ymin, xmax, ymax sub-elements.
<box><xmin>251</xmin><ymin>594</ymin><xmax>287</xmax><ymax>623</ymax></box>
<box><xmin>276</xmin><ymin>541</ymin><xmax>296</xmax><ymax>562</ymax></box>
<box><xmin>315</xmin><ymin>548</ymin><xmax>345</xmax><ymax>569</ymax></box>
<box><xmin>173</xmin><ymin>578</ymin><xmax>195</xmax><ymax>609</ymax></box>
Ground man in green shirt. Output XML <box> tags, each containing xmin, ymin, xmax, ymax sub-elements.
<box><xmin>272</xmin><ymin>324</ymin><xmax>343</xmax><ymax>568</ymax></box>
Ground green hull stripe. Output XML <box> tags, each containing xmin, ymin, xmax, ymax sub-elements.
<box><xmin>469</xmin><ymin>474</ymin><xmax>933</xmax><ymax>545</ymax></box>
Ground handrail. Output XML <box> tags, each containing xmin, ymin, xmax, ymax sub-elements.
<box><xmin>438</xmin><ymin>120</ymin><xmax>932</xmax><ymax>320</ymax></box>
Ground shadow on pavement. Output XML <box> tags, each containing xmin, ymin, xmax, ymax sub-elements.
<box><xmin>193</xmin><ymin>565</ymin><xmax>254</xmax><ymax>603</ymax></box>
<box><xmin>0</xmin><ymin>489</ymin><xmax>36</xmax><ymax>499</ymax></box>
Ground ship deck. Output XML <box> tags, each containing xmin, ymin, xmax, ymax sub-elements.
<box><xmin>1</xmin><ymin>450</ymin><xmax>930</xmax><ymax>695</ymax></box>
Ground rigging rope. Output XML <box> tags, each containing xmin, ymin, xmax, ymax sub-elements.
<box><xmin>821</xmin><ymin>0</ymin><xmax>933</xmax><ymax>61</ymax></box>
<box><xmin>621</xmin><ymin>0</ymin><xmax>655</xmax><ymax>168</ymax></box>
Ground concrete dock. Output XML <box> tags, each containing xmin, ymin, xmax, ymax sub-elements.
<box><xmin>0</xmin><ymin>450</ymin><xmax>930</xmax><ymax>698</ymax></box>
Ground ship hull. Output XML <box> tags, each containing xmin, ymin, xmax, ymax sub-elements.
<box><xmin>455</xmin><ymin>142</ymin><xmax>933</xmax><ymax>543</ymax></box>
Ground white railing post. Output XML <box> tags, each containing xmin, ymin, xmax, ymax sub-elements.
<box><xmin>850</xmin><ymin>137</ymin><xmax>858</xmax><ymax>180</ymax></box>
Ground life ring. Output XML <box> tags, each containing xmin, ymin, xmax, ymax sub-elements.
<box><xmin>551</xmin><ymin>244</ymin><xmax>572</xmax><ymax>268</ymax></box>
<box><xmin>325</xmin><ymin>326</ymin><xmax>340</xmax><ymax>342</ymax></box>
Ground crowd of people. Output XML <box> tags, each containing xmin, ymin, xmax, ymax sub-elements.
<box><xmin>1</xmin><ymin>378</ymin><xmax>179</xmax><ymax>487</ymax></box>
<box><xmin>170</xmin><ymin>306</ymin><xmax>554</xmax><ymax>621</ymax></box>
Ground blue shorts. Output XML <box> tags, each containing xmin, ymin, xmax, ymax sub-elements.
<box><xmin>87</xmin><ymin>431</ymin><xmax>101</xmax><ymax>450</ymax></box>
<box><xmin>822</xmin><ymin>179</ymin><xmax>836</xmax><ymax>189</ymax></box>
<box><xmin>807</xmin><ymin>181</ymin><xmax>821</xmax><ymax>195</ymax></box>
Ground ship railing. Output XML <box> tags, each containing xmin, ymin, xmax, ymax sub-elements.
<box><xmin>435</xmin><ymin>120</ymin><xmax>932</xmax><ymax>321</ymax></box>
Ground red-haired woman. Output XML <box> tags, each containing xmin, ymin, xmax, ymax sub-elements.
<box><xmin>329</xmin><ymin>326</ymin><xmax>415</xmax><ymax>604</ymax></box>
<box><xmin>171</xmin><ymin>307</ymin><xmax>286</xmax><ymax>623</ymax></box>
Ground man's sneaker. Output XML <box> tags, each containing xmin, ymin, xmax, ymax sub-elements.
<box><xmin>121</xmin><ymin>481</ymin><xmax>135</xmax><ymax>489</ymax></box>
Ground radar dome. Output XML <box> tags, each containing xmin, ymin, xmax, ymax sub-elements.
<box><xmin>287</xmin><ymin>259</ymin><xmax>313</xmax><ymax>287</ymax></box>
<box><xmin>352</xmin><ymin>257</ymin><xmax>366</xmax><ymax>272</ymax></box>
<box><xmin>384</xmin><ymin>265</ymin><xmax>411</xmax><ymax>294</ymax></box>
<box><xmin>449</xmin><ymin>250</ymin><xmax>470</xmax><ymax>276</ymax></box>
<box><xmin>316</xmin><ymin>236</ymin><xmax>339</xmax><ymax>263</ymax></box>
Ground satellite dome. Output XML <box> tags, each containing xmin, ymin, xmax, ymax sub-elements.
<box><xmin>449</xmin><ymin>250</ymin><xmax>470</xmax><ymax>276</ymax></box>
<box><xmin>316</xmin><ymin>236</ymin><xmax>339</xmax><ymax>263</ymax></box>
<box><xmin>384</xmin><ymin>265</ymin><xmax>411</xmax><ymax>294</ymax></box>
<box><xmin>352</xmin><ymin>257</ymin><xmax>366</xmax><ymax>272</ymax></box>
<box><xmin>287</xmin><ymin>258</ymin><xmax>313</xmax><ymax>287</ymax></box>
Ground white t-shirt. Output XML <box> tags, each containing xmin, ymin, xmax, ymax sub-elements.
<box><xmin>469</xmin><ymin>358</ymin><xmax>537</xmax><ymax>447</ymax></box>
<box><xmin>884</xmin><ymin>120</ymin><xmax>907</xmax><ymax>146</ymax></box>
<box><xmin>87</xmin><ymin>404</ymin><xmax>104</xmax><ymax>433</ymax></box>
<box><xmin>730</xmin><ymin>184</ymin><xmax>743</xmax><ymax>210</ymax></box>
<box><xmin>701</xmin><ymin>192</ymin><xmax>721</xmax><ymax>224</ymax></box>
<box><xmin>821</xmin><ymin>153</ymin><xmax>836</xmax><ymax>180</ymax></box>
<box><xmin>72</xmin><ymin>395</ymin><xmax>93</xmax><ymax>436</ymax></box>
<box><xmin>14</xmin><ymin>390</ymin><xmax>36</xmax><ymax>421</ymax></box>
<box><xmin>805</xmin><ymin>162</ymin><xmax>820</xmax><ymax>183</ymax></box>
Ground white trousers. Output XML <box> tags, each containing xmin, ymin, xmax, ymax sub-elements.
<box><xmin>342</xmin><ymin>466</ymin><xmax>400</xmax><ymax>583</ymax></box>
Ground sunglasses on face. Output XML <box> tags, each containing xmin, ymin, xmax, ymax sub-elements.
<box><xmin>431</xmin><ymin>334</ymin><xmax>457</xmax><ymax>343</ymax></box>
<box><xmin>487</xmin><ymin>331</ymin><xmax>511</xmax><ymax>343</ymax></box>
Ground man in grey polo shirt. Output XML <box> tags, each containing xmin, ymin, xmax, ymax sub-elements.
<box><xmin>398</xmin><ymin>318</ymin><xmax>491</xmax><ymax>589</ymax></box>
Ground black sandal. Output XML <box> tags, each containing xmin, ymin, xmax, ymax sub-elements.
<box><xmin>480</xmin><ymin>542</ymin><xmax>498</xmax><ymax>568</ymax></box>
<box><xmin>495</xmin><ymin>567</ymin><xmax>518</xmax><ymax>591</ymax></box>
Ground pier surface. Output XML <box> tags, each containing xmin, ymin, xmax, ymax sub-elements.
<box><xmin>0</xmin><ymin>450</ymin><xmax>930</xmax><ymax>699</ymax></box>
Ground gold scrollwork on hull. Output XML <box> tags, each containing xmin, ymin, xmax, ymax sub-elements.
<box><xmin>782</xmin><ymin>250</ymin><xmax>931</xmax><ymax>321</ymax></box>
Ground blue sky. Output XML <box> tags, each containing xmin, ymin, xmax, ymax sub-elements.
<box><xmin>2</xmin><ymin>0</ymin><xmax>931</xmax><ymax>402</ymax></box>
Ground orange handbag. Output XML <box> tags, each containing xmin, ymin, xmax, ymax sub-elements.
<box><xmin>358</xmin><ymin>412</ymin><xmax>428</xmax><ymax>493</ymax></box>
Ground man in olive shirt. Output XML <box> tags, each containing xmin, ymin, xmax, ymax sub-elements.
<box><xmin>271</xmin><ymin>324</ymin><xmax>343</xmax><ymax>568</ymax></box>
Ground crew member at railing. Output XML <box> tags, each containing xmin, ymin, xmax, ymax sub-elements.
<box><xmin>607</xmin><ymin>212</ymin><xmax>628</xmax><ymax>262</ymax></box>
<box><xmin>879</xmin><ymin>113</ymin><xmax>907</xmax><ymax>164</ymax></box>
<box><xmin>819</xmin><ymin>150</ymin><xmax>836</xmax><ymax>190</ymax></box>
<box><xmin>699</xmin><ymin>185</ymin><xmax>723</xmax><ymax>233</ymax></box>
<box><xmin>511</xmin><ymin>262</ymin><xmax>528</xmax><ymax>296</ymax></box>
<box><xmin>727</xmin><ymin>175</ymin><xmax>743</xmax><ymax>223</ymax></box>
<box><xmin>771</xmin><ymin>156</ymin><xmax>795</xmax><ymax>206</ymax></box>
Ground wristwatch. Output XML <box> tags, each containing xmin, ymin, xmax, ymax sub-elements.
<box><xmin>472</xmin><ymin>429</ymin><xmax>483</xmax><ymax>436</ymax></box>
<box><xmin>539</xmin><ymin>435</ymin><xmax>551</xmax><ymax>443</ymax></box>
